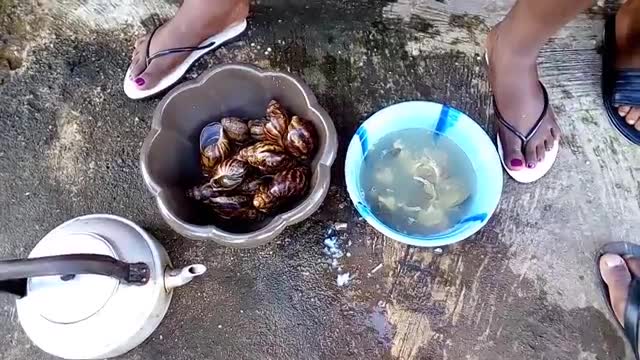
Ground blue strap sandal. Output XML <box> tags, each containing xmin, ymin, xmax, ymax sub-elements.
<box><xmin>602</xmin><ymin>16</ymin><xmax>640</xmax><ymax>145</ymax></box>
<box><xmin>598</xmin><ymin>242</ymin><xmax>640</xmax><ymax>360</ymax></box>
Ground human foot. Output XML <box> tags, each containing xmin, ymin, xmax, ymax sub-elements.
<box><xmin>614</xmin><ymin>0</ymin><xmax>640</xmax><ymax>131</ymax></box>
<box><xmin>486</xmin><ymin>25</ymin><xmax>560</xmax><ymax>171</ymax></box>
<box><xmin>128</xmin><ymin>0</ymin><xmax>249</xmax><ymax>91</ymax></box>
<box><xmin>599</xmin><ymin>254</ymin><xmax>640</xmax><ymax>325</ymax></box>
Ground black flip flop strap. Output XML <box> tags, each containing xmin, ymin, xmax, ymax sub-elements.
<box><xmin>493</xmin><ymin>81</ymin><xmax>550</xmax><ymax>152</ymax></box>
<box><xmin>614</xmin><ymin>70</ymin><xmax>640</xmax><ymax>107</ymax></box>
<box><xmin>625</xmin><ymin>278</ymin><xmax>640</xmax><ymax>360</ymax></box>
<box><xmin>145</xmin><ymin>25</ymin><xmax>217</xmax><ymax>66</ymax></box>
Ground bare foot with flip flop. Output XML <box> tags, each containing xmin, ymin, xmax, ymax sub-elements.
<box><xmin>490</xmin><ymin>0</ymin><xmax>640</xmax><ymax>182</ymax></box>
<box><xmin>599</xmin><ymin>242</ymin><xmax>640</xmax><ymax>359</ymax></box>
<box><xmin>486</xmin><ymin>26</ymin><xmax>560</xmax><ymax>183</ymax></box>
<box><xmin>603</xmin><ymin>0</ymin><xmax>640</xmax><ymax>145</ymax></box>
<box><xmin>124</xmin><ymin>0</ymin><xmax>249</xmax><ymax>99</ymax></box>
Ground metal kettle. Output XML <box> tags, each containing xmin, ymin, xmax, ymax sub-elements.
<box><xmin>0</xmin><ymin>214</ymin><xmax>205</xmax><ymax>359</ymax></box>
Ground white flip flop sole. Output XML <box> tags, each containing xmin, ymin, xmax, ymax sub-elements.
<box><xmin>123</xmin><ymin>20</ymin><xmax>247</xmax><ymax>100</ymax></box>
<box><xmin>497</xmin><ymin>135</ymin><xmax>559</xmax><ymax>183</ymax></box>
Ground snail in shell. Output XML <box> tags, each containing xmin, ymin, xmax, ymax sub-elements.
<box><xmin>248</xmin><ymin>118</ymin><xmax>269</xmax><ymax>141</ymax></box>
<box><xmin>263</xmin><ymin>100</ymin><xmax>290</xmax><ymax>147</ymax></box>
<box><xmin>221</xmin><ymin>117</ymin><xmax>250</xmax><ymax>144</ymax></box>
<box><xmin>200</xmin><ymin>122</ymin><xmax>231</xmax><ymax>177</ymax></box>
<box><xmin>187</xmin><ymin>183</ymin><xmax>221</xmax><ymax>201</ymax></box>
<box><xmin>190</xmin><ymin>100</ymin><xmax>319</xmax><ymax>225</ymax></box>
<box><xmin>204</xmin><ymin>195</ymin><xmax>261</xmax><ymax>220</ymax></box>
<box><xmin>236</xmin><ymin>141</ymin><xmax>294</xmax><ymax>174</ymax></box>
<box><xmin>236</xmin><ymin>176</ymin><xmax>270</xmax><ymax>195</ymax></box>
<box><xmin>285</xmin><ymin>116</ymin><xmax>317</xmax><ymax>160</ymax></box>
<box><xmin>253</xmin><ymin>167</ymin><xmax>309</xmax><ymax>212</ymax></box>
<box><xmin>209</xmin><ymin>158</ymin><xmax>249</xmax><ymax>190</ymax></box>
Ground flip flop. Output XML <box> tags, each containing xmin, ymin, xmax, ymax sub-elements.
<box><xmin>602</xmin><ymin>16</ymin><xmax>640</xmax><ymax>145</ymax></box>
<box><xmin>493</xmin><ymin>82</ymin><xmax>560</xmax><ymax>184</ymax></box>
<box><xmin>123</xmin><ymin>20</ymin><xmax>247</xmax><ymax>100</ymax></box>
<box><xmin>485</xmin><ymin>53</ymin><xmax>559</xmax><ymax>183</ymax></box>
<box><xmin>597</xmin><ymin>242</ymin><xmax>640</xmax><ymax>360</ymax></box>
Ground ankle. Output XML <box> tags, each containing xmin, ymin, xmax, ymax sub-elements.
<box><xmin>488</xmin><ymin>22</ymin><xmax>541</xmax><ymax>64</ymax></box>
<box><xmin>174</xmin><ymin>0</ymin><xmax>248</xmax><ymax>35</ymax></box>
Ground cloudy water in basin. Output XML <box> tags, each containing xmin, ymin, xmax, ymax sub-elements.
<box><xmin>359</xmin><ymin>129</ymin><xmax>476</xmax><ymax>236</ymax></box>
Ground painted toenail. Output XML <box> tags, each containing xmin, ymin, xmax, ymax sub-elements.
<box><xmin>134</xmin><ymin>77</ymin><xmax>145</xmax><ymax>86</ymax></box>
<box><xmin>510</xmin><ymin>159</ymin><xmax>523</xmax><ymax>167</ymax></box>
<box><xmin>605</xmin><ymin>255</ymin><xmax>624</xmax><ymax>267</ymax></box>
<box><xmin>527</xmin><ymin>162</ymin><xmax>535</xmax><ymax>169</ymax></box>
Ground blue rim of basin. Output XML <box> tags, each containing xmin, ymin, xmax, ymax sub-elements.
<box><xmin>344</xmin><ymin>101</ymin><xmax>503</xmax><ymax>247</ymax></box>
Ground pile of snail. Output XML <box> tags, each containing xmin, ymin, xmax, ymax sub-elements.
<box><xmin>187</xmin><ymin>100</ymin><xmax>318</xmax><ymax>222</ymax></box>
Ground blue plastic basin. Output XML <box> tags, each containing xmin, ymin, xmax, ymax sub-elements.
<box><xmin>345</xmin><ymin>101</ymin><xmax>503</xmax><ymax>247</ymax></box>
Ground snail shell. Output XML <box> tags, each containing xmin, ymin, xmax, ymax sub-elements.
<box><xmin>236</xmin><ymin>176</ymin><xmax>270</xmax><ymax>195</ymax></box>
<box><xmin>204</xmin><ymin>195</ymin><xmax>257</xmax><ymax>220</ymax></box>
<box><xmin>210</xmin><ymin>158</ymin><xmax>249</xmax><ymax>190</ymax></box>
<box><xmin>285</xmin><ymin>116</ymin><xmax>317</xmax><ymax>160</ymax></box>
<box><xmin>200</xmin><ymin>122</ymin><xmax>231</xmax><ymax>177</ymax></box>
<box><xmin>248</xmin><ymin>118</ymin><xmax>268</xmax><ymax>141</ymax></box>
<box><xmin>253</xmin><ymin>167</ymin><xmax>309</xmax><ymax>212</ymax></box>
<box><xmin>236</xmin><ymin>141</ymin><xmax>295</xmax><ymax>174</ymax></box>
<box><xmin>264</xmin><ymin>100</ymin><xmax>290</xmax><ymax>147</ymax></box>
<box><xmin>221</xmin><ymin>117</ymin><xmax>250</xmax><ymax>144</ymax></box>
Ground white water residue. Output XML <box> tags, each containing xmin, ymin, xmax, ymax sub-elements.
<box><xmin>322</xmin><ymin>223</ymin><xmax>352</xmax><ymax>286</ymax></box>
<box><xmin>323</xmin><ymin>225</ymin><xmax>345</xmax><ymax>266</ymax></box>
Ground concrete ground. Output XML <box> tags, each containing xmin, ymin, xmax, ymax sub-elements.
<box><xmin>0</xmin><ymin>0</ymin><xmax>637</xmax><ymax>359</ymax></box>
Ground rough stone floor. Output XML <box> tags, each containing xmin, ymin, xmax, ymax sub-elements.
<box><xmin>0</xmin><ymin>0</ymin><xmax>638</xmax><ymax>359</ymax></box>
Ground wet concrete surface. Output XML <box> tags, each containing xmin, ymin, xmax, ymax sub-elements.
<box><xmin>0</xmin><ymin>0</ymin><xmax>638</xmax><ymax>359</ymax></box>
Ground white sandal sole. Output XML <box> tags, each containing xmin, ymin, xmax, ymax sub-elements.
<box><xmin>497</xmin><ymin>135</ymin><xmax>559</xmax><ymax>183</ymax></box>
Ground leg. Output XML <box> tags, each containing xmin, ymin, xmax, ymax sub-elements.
<box><xmin>129</xmin><ymin>0</ymin><xmax>249</xmax><ymax>90</ymax></box>
<box><xmin>487</xmin><ymin>0</ymin><xmax>591</xmax><ymax>170</ymax></box>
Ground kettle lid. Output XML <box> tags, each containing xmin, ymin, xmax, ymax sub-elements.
<box><xmin>27</xmin><ymin>232</ymin><xmax>119</xmax><ymax>324</ymax></box>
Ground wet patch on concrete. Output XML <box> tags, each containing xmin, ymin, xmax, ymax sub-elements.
<box><xmin>326</xmin><ymin>205</ymin><xmax>627</xmax><ymax>359</ymax></box>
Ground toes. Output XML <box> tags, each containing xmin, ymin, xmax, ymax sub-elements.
<box><xmin>619</xmin><ymin>106</ymin><xmax>632</xmax><ymax>117</ymax></box>
<box><xmin>550</xmin><ymin>126</ymin><xmax>560</xmax><ymax>141</ymax></box>
<box><xmin>524</xmin><ymin>144</ymin><xmax>538</xmax><ymax>169</ymax></box>
<box><xmin>625</xmin><ymin>107</ymin><xmax>640</xmax><ymax>126</ymax></box>
<box><xmin>133</xmin><ymin>67</ymin><xmax>162</xmax><ymax>90</ymax></box>
<box><xmin>626</xmin><ymin>257</ymin><xmax>640</xmax><ymax>278</ymax></box>
<box><xmin>536</xmin><ymin>144</ymin><xmax>546</xmax><ymax>162</ymax></box>
<box><xmin>600</xmin><ymin>254</ymin><xmax>631</xmax><ymax>324</ymax></box>
<box><xmin>129</xmin><ymin>56</ymin><xmax>146</xmax><ymax>79</ymax></box>
<box><xmin>499</xmin><ymin>132</ymin><xmax>525</xmax><ymax>170</ymax></box>
<box><xmin>544</xmin><ymin>139</ymin><xmax>551</xmax><ymax>152</ymax></box>
<box><xmin>635</xmin><ymin>120</ymin><xmax>640</xmax><ymax>132</ymax></box>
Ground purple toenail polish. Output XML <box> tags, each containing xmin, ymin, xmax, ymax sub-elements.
<box><xmin>527</xmin><ymin>162</ymin><xmax>535</xmax><ymax>169</ymax></box>
<box><xmin>510</xmin><ymin>159</ymin><xmax>523</xmax><ymax>167</ymax></box>
<box><xmin>134</xmin><ymin>77</ymin><xmax>145</xmax><ymax>86</ymax></box>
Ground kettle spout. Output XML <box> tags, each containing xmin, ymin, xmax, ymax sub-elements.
<box><xmin>164</xmin><ymin>264</ymin><xmax>207</xmax><ymax>291</ymax></box>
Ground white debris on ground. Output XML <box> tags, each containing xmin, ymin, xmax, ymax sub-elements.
<box><xmin>336</xmin><ymin>273</ymin><xmax>351</xmax><ymax>287</ymax></box>
<box><xmin>334</xmin><ymin>222</ymin><xmax>348</xmax><ymax>231</ymax></box>
<box><xmin>369</xmin><ymin>263</ymin><xmax>383</xmax><ymax>275</ymax></box>
<box><xmin>322</xmin><ymin>223</ymin><xmax>352</xmax><ymax>286</ymax></box>
<box><xmin>323</xmin><ymin>232</ymin><xmax>344</xmax><ymax>263</ymax></box>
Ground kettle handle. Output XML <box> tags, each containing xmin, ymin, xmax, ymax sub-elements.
<box><xmin>0</xmin><ymin>254</ymin><xmax>150</xmax><ymax>298</ymax></box>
